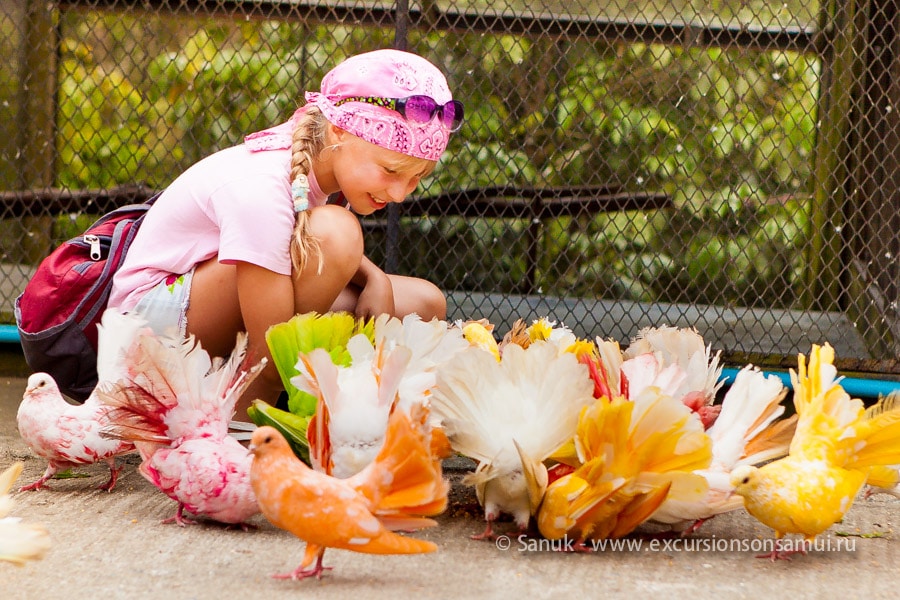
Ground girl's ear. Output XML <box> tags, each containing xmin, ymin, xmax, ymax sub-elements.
<box><xmin>328</xmin><ymin>123</ymin><xmax>349</xmax><ymax>144</ymax></box>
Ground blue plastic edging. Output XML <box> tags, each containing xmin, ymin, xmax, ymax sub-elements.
<box><xmin>719</xmin><ymin>367</ymin><xmax>900</xmax><ymax>399</ymax></box>
<box><xmin>0</xmin><ymin>324</ymin><xmax>20</xmax><ymax>344</ymax></box>
<box><xmin>2</xmin><ymin>321</ymin><xmax>898</xmax><ymax>398</ymax></box>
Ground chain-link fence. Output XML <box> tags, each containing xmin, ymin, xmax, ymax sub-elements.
<box><xmin>2</xmin><ymin>1</ymin><xmax>898</xmax><ymax>376</ymax></box>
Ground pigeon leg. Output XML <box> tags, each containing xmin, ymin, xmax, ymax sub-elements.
<box><xmin>98</xmin><ymin>459</ymin><xmax>123</xmax><ymax>492</ymax></box>
<box><xmin>19</xmin><ymin>464</ymin><xmax>58</xmax><ymax>492</ymax></box>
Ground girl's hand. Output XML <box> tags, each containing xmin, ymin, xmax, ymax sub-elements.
<box><xmin>355</xmin><ymin>268</ymin><xmax>395</xmax><ymax>319</ymax></box>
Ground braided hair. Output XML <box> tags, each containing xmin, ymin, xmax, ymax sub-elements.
<box><xmin>288</xmin><ymin>107</ymin><xmax>328</xmax><ymax>273</ymax></box>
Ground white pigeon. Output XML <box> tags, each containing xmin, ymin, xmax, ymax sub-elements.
<box><xmin>295</xmin><ymin>333</ymin><xmax>413</xmax><ymax>479</ymax></box>
<box><xmin>373</xmin><ymin>313</ymin><xmax>470</xmax><ymax>413</ymax></box>
<box><xmin>15</xmin><ymin>309</ymin><xmax>144</xmax><ymax>491</ymax></box>
<box><xmin>648</xmin><ymin>365</ymin><xmax>796</xmax><ymax>533</ymax></box>
<box><xmin>430</xmin><ymin>340</ymin><xmax>595</xmax><ymax>539</ymax></box>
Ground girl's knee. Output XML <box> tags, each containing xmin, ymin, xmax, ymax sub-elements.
<box><xmin>394</xmin><ymin>278</ymin><xmax>447</xmax><ymax>321</ymax></box>
<box><xmin>422</xmin><ymin>282</ymin><xmax>447</xmax><ymax>320</ymax></box>
<box><xmin>308</xmin><ymin>205</ymin><xmax>364</xmax><ymax>263</ymax></box>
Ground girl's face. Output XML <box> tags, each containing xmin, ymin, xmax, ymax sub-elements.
<box><xmin>329</xmin><ymin>130</ymin><xmax>434</xmax><ymax>216</ymax></box>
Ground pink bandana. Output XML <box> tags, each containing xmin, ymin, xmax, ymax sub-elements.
<box><xmin>244</xmin><ymin>108</ymin><xmax>304</xmax><ymax>152</ymax></box>
<box><xmin>245</xmin><ymin>49</ymin><xmax>455</xmax><ymax>162</ymax></box>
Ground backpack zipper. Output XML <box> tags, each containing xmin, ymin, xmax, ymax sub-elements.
<box><xmin>83</xmin><ymin>234</ymin><xmax>103</xmax><ymax>261</ymax></box>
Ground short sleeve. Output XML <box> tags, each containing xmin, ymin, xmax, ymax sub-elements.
<box><xmin>213</xmin><ymin>168</ymin><xmax>296</xmax><ymax>275</ymax></box>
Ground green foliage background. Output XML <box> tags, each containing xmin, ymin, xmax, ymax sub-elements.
<box><xmin>51</xmin><ymin>10</ymin><xmax>817</xmax><ymax>310</ymax></box>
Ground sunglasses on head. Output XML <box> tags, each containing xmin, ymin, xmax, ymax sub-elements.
<box><xmin>334</xmin><ymin>95</ymin><xmax>465</xmax><ymax>132</ymax></box>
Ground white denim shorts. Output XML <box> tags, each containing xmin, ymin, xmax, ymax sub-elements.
<box><xmin>131</xmin><ymin>269</ymin><xmax>194</xmax><ymax>339</ymax></box>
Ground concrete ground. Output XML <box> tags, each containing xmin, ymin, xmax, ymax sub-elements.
<box><xmin>2</xmin><ymin>360</ymin><xmax>900</xmax><ymax>598</ymax></box>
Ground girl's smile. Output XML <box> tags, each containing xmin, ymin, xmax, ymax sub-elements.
<box><xmin>369</xmin><ymin>194</ymin><xmax>388</xmax><ymax>210</ymax></box>
<box><xmin>318</xmin><ymin>126</ymin><xmax>434</xmax><ymax>216</ymax></box>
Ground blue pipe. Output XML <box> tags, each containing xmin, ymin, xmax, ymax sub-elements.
<box><xmin>719</xmin><ymin>367</ymin><xmax>900</xmax><ymax>399</ymax></box>
<box><xmin>0</xmin><ymin>324</ymin><xmax>20</xmax><ymax>344</ymax></box>
<box><xmin>3</xmin><ymin>321</ymin><xmax>899</xmax><ymax>398</ymax></box>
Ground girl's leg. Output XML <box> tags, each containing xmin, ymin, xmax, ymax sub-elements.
<box><xmin>292</xmin><ymin>206</ymin><xmax>364</xmax><ymax>314</ymax></box>
<box><xmin>184</xmin><ymin>259</ymin><xmax>242</xmax><ymax>360</ymax></box>
<box><xmin>186</xmin><ymin>205</ymin><xmax>364</xmax><ymax>358</ymax></box>
<box><xmin>390</xmin><ymin>275</ymin><xmax>446</xmax><ymax>320</ymax></box>
<box><xmin>185</xmin><ymin>205</ymin><xmax>364</xmax><ymax>416</ymax></box>
<box><xmin>332</xmin><ymin>274</ymin><xmax>447</xmax><ymax>321</ymax></box>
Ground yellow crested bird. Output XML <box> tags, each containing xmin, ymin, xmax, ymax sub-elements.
<box><xmin>1</xmin><ymin>462</ymin><xmax>51</xmax><ymax>565</ymax></box>
<box><xmin>525</xmin><ymin>317</ymin><xmax>577</xmax><ymax>348</ymax></box>
<box><xmin>537</xmin><ymin>386</ymin><xmax>713</xmax><ymax>545</ymax></box>
<box><xmin>430</xmin><ymin>340</ymin><xmax>595</xmax><ymax>539</ymax></box>
<box><xmin>460</xmin><ymin>319</ymin><xmax>501</xmax><ymax>361</ymax></box>
<box><xmin>730</xmin><ymin>343</ymin><xmax>900</xmax><ymax>560</ymax></box>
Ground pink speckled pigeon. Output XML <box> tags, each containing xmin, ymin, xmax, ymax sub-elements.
<box><xmin>98</xmin><ymin>328</ymin><xmax>266</xmax><ymax>527</ymax></box>
<box><xmin>623</xmin><ymin>325</ymin><xmax>724</xmax><ymax>429</ymax></box>
<box><xmin>15</xmin><ymin>310</ymin><xmax>144</xmax><ymax>491</ymax></box>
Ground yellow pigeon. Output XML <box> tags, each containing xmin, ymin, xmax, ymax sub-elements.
<box><xmin>730</xmin><ymin>343</ymin><xmax>900</xmax><ymax>560</ymax></box>
<box><xmin>537</xmin><ymin>386</ymin><xmax>713</xmax><ymax>546</ymax></box>
<box><xmin>460</xmin><ymin>319</ymin><xmax>501</xmax><ymax>361</ymax></box>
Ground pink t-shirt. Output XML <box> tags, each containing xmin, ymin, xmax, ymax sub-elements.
<box><xmin>109</xmin><ymin>143</ymin><xmax>325</xmax><ymax>310</ymax></box>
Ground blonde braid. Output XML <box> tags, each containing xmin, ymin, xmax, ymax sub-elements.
<box><xmin>289</xmin><ymin>108</ymin><xmax>328</xmax><ymax>274</ymax></box>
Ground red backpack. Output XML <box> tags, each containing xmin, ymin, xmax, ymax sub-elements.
<box><xmin>15</xmin><ymin>194</ymin><xmax>159</xmax><ymax>401</ymax></box>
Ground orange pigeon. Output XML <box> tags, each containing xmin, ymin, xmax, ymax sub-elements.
<box><xmin>249</xmin><ymin>404</ymin><xmax>448</xmax><ymax>580</ymax></box>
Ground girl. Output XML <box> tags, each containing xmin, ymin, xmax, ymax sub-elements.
<box><xmin>108</xmin><ymin>49</ymin><xmax>464</xmax><ymax>417</ymax></box>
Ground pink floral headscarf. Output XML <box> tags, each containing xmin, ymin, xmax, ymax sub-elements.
<box><xmin>245</xmin><ymin>49</ymin><xmax>455</xmax><ymax>162</ymax></box>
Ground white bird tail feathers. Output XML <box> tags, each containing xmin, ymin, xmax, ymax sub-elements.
<box><xmin>706</xmin><ymin>366</ymin><xmax>791</xmax><ymax>470</ymax></box>
<box><xmin>98</xmin><ymin>330</ymin><xmax>266</xmax><ymax>445</ymax></box>
<box><xmin>0</xmin><ymin>462</ymin><xmax>28</xmax><ymax>518</ymax></box>
<box><xmin>94</xmin><ymin>309</ymin><xmax>153</xmax><ymax>385</ymax></box>
<box><xmin>431</xmin><ymin>341</ymin><xmax>595</xmax><ymax>471</ymax></box>
<box><xmin>0</xmin><ymin>462</ymin><xmax>51</xmax><ymax>565</ymax></box>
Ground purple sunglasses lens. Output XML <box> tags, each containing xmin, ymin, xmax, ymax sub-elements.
<box><xmin>402</xmin><ymin>96</ymin><xmax>464</xmax><ymax>130</ymax></box>
<box><xmin>443</xmin><ymin>101</ymin><xmax>464</xmax><ymax>130</ymax></box>
<box><xmin>403</xmin><ymin>96</ymin><xmax>439</xmax><ymax>122</ymax></box>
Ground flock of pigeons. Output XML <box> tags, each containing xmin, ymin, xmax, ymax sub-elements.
<box><xmin>4</xmin><ymin>309</ymin><xmax>900</xmax><ymax>575</ymax></box>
